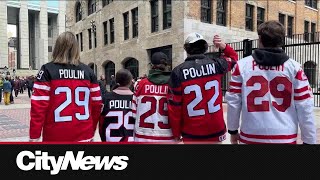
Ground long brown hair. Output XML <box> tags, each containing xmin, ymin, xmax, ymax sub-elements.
<box><xmin>52</xmin><ymin>31</ymin><xmax>80</xmax><ymax>65</ymax></box>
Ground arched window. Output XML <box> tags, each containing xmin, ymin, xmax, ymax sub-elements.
<box><xmin>75</xmin><ymin>2</ymin><xmax>82</xmax><ymax>22</ymax></box>
<box><xmin>304</xmin><ymin>61</ymin><xmax>317</xmax><ymax>87</ymax></box>
<box><xmin>88</xmin><ymin>0</ymin><xmax>97</xmax><ymax>16</ymax></box>
<box><xmin>123</xmin><ymin>58</ymin><xmax>139</xmax><ymax>80</ymax></box>
<box><xmin>104</xmin><ymin>61</ymin><xmax>115</xmax><ymax>85</ymax></box>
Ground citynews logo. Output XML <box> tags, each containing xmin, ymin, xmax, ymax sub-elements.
<box><xmin>16</xmin><ymin>151</ymin><xmax>129</xmax><ymax>175</ymax></box>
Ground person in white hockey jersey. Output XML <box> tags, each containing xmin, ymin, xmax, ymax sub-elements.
<box><xmin>132</xmin><ymin>52</ymin><xmax>175</xmax><ymax>143</ymax></box>
<box><xmin>226</xmin><ymin>20</ymin><xmax>317</xmax><ymax>144</ymax></box>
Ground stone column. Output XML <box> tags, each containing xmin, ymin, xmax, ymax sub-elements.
<box><xmin>19</xmin><ymin>1</ymin><xmax>30</xmax><ymax>69</ymax></box>
<box><xmin>39</xmin><ymin>1</ymin><xmax>48</xmax><ymax>65</ymax></box>
<box><xmin>0</xmin><ymin>0</ymin><xmax>8</xmax><ymax>68</ymax></box>
<box><xmin>58</xmin><ymin>0</ymin><xmax>66</xmax><ymax>35</ymax></box>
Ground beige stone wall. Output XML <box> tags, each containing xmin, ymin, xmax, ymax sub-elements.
<box><xmin>0</xmin><ymin>0</ymin><xmax>8</xmax><ymax>68</ymax></box>
<box><xmin>67</xmin><ymin>0</ymin><xmax>185</xmax><ymax>78</ymax></box>
<box><xmin>185</xmin><ymin>0</ymin><xmax>319</xmax><ymax>37</ymax></box>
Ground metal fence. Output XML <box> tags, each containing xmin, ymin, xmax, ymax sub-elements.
<box><xmin>206</xmin><ymin>32</ymin><xmax>320</xmax><ymax>106</ymax></box>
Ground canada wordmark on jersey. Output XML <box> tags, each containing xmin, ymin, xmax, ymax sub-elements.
<box><xmin>30</xmin><ymin>62</ymin><xmax>102</xmax><ymax>142</ymax></box>
<box><xmin>100</xmin><ymin>92</ymin><xmax>135</xmax><ymax>142</ymax></box>
<box><xmin>226</xmin><ymin>56</ymin><xmax>316</xmax><ymax>144</ymax></box>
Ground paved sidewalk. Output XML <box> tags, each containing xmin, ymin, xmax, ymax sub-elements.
<box><xmin>1</xmin><ymin>92</ymin><xmax>320</xmax><ymax>143</ymax></box>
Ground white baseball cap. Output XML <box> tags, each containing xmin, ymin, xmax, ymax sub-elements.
<box><xmin>184</xmin><ymin>32</ymin><xmax>207</xmax><ymax>44</ymax></box>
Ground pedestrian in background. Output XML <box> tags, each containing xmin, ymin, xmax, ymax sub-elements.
<box><xmin>98</xmin><ymin>74</ymin><xmax>107</xmax><ymax>103</ymax></box>
<box><xmin>13</xmin><ymin>77</ymin><xmax>20</xmax><ymax>98</ymax></box>
<box><xmin>0</xmin><ymin>77</ymin><xmax>3</xmax><ymax>104</ymax></box>
<box><xmin>9</xmin><ymin>75</ymin><xmax>14</xmax><ymax>104</ymax></box>
<box><xmin>3</xmin><ymin>76</ymin><xmax>12</xmax><ymax>105</ymax></box>
<box><xmin>110</xmin><ymin>75</ymin><xmax>116</xmax><ymax>90</ymax></box>
<box><xmin>26</xmin><ymin>76</ymin><xmax>34</xmax><ymax>98</ymax></box>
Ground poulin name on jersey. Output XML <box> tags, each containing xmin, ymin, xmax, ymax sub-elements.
<box><xmin>252</xmin><ymin>61</ymin><xmax>284</xmax><ymax>71</ymax></box>
<box><xmin>109</xmin><ymin>100</ymin><xmax>132</xmax><ymax>109</ymax></box>
<box><xmin>59</xmin><ymin>69</ymin><xmax>85</xmax><ymax>79</ymax></box>
<box><xmin>183</xmin><ymin>63</ymin><xmax>216</xmax><ymax>79</ymax></box>
<box><xmin>145</xmin><ymin>85</ymin><xmax>168</xmax><ymax>95</ymax></box>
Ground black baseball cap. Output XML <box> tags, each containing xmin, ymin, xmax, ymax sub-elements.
<box><xmin>151</xmin><ymin>52</ymin><xmax>168</xmax><ymax>65</ymax></box>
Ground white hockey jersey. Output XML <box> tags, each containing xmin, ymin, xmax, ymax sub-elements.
<box><xmin>226</xmin><ymin>55</ymin><xmax>317</xmax><ymax>144</ymax></box>
<box><xmin>132</xmin><ymin>78</ymin><xmax>175</xmax><ymax>143</ymax></box>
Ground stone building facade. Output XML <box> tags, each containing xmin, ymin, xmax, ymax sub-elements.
<box><xmin>0</xmin><ymin>0</ymin><xmax>66</xmax><ymax>76</ymax></box>
<box><xmin>66</xmin><ymin>0</ymin><xmax>319</xmax><ymax>84</ymax></box>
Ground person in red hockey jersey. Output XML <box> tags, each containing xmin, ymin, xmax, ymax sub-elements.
<box><xmin>167</xmin><ymin>33</ymin><xmax>238</xmax><ymax>144</ymax></box>
<box><xmin>226</xmin><ymin>21</ymin><xmax>316</xmax><ymax>144</ymax></box>
<box><xmin>29</xmin><ymin>32</ymin><xmax>103</xmax><ymax>142</ymax></box>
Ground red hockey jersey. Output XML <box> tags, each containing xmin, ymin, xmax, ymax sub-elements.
<box><xmin>30</xmin><ymin>62</ymin><xmax>103</xmax><ymax>142</ymax></box>
<box><xmin>167</xmin><ymin>45</ymin><xmax>238</xmax><ymax>142</ymax></box>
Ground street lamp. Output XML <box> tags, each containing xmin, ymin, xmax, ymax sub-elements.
<box><xmin>90</xmin><ymin>0</ymin><xmax>99</xmax><ymax>76</ymax></box>
<box><xmin>90</xmin><ymin>19</ymin><xmax>97</xmax><ymax>75</ymax></box>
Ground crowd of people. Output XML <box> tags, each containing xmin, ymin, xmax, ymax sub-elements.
<box><xmin>0</xmin><ymin>75</ymin><xmax>35</xmax><ymax>105</ymax></box>
<box><xmin>28</xmin><ymin>20</ymin><xmax>316</xmax><ymax>144</ymax></box>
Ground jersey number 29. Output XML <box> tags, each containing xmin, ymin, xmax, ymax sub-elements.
<box><xmin>54</xmin><ymin>87</ymin><xmax>90</xmax><ymax>122</ymax></box>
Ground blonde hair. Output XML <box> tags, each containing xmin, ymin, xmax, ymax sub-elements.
<box><xmin>52</xmin><ymin>31</ymin><xmax>80</xmax><ymax>65</ymax></box>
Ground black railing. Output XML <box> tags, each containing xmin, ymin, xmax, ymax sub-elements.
<box><xmin>207</xmin><ymin>32</ymin><xmax>320</xmax><ymax>106</ymax></box>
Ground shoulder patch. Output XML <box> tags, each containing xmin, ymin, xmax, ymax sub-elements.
<box><xmin>295</xmin><ymin>69</ymin><xmax>308</xmax><ymax>81</ymax></box>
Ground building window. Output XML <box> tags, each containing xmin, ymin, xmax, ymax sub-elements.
<box><xmin>131</xmin><ymin>8</ymin><xmax>139</xmax><ymax>38</ymax></box>
<box><xmin>110</xmin><ymin>18</ymin><xmax>115</xmax><ymax>44</ymax></box>
<box><xmin>88</xmin><ymin>29</ymin><xmax>92</xmax><ymax>49</ymax></box>
<box><xmin>76</xmin><ymin>2</ymin><xmax>82</xmax><ymax>22</ymax></box>
<box><xmin>257</xmin><ymin>7</ymin><xmax>265</xmax><ymax>28</ymax></box>
<box><xmin>148</xmin><ymin>45</ymin><xmax>172</xmax><ymax>71</ymax></box>
<box><xmin>304</xmin><ymin>21</ymin><xmax>310</xmax><ymax>42</ymax></box>
<box><xmin>287</xmin><ymin>16</ymin><xmax>294</xmax><ymax>37</ymax></box>
<box><xmin>305</xmin><ymin>0</ymin><xmax>317</xmax><ymax>9</ymax></box>
<box><xmin>216</xmin><ymin>0</ymin><xmax>227</xmax><ymax>26</ymax></box>
<box><xmin>48</xmin><ymin>46</ymin><xmax>52</xmax><ymax>52</ymax></box>
<box><xmin>151</xmin><ymin>0</ymin><xmax>159</xmax><ymax>32</ymax></box>
<box><xmin>311</xmin><ymin>22</ymin><xmax>316</xmax><ymax>42</ymax></box>
<box><xmin>279</xmin><ymin>13</ymin><xmax>285</xmax><ymax>26</ymax></box>
<box><xmin>103</xmin><ymin>21</ymin><xmax>108</xmax><ymax>45</ymax></box>
<box><xmin>94</xmin><ymin>31</ymin><xmax>97</xmax><ymax>48</ymax></box>
<box><xmin>123</xmin><ymin>12</ymin><xmax>129</xmax><ymax>40</ymax></box>
<box><xmin>201</xmin><ymin>0</ymin><xmax>212</xmax><ymax>23</ymax></box>
<box><xmin>80</xmin><ymin>32</ymin><xmax>83</xmax><ymax>51</ymax></box>
<box><xmin>245</xmin><ymin>4</ymin><xmax>254</xmax><ymax>31</ymax></box>
<box><xmin>76</xmin><ymin>34</ymin><xmax>79</xmax><ymax>46</ymax></box>
<box><xmin>48</xmin><ymin>17</ymin><xmax>53</xmax><ymax>38</ymax></box>
<box><xmin>124</xmin><ymin>58</ymin><xmax>139</xmax><ymax>80</ymax></box>
<box><xmin>132</xmin><ymin>8</ymin><xmax>138</xmax><ymax>38</ymax></box>
<box><xmin>163</xmin><ymin>0</ymin><xmax>172</xmax><ymax>29</ymax></box>
<box><xmin>102</xmin><ymin>0</ymin><xmax>113</xmax><ymax>7</ymax></box>
<box><xmin>88</xmin><ymin>0</ymin><xmax>97</xmax><ymax>15</ymax></box>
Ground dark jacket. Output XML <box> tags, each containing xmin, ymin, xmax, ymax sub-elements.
<box><xmin>27</xmin><ymin>79</ymin><xmax>34</xmax><ymax>89</ymax></box>
<box><xmin>98</xmin><ymin>79</ymin><xmax>107</xmax><ymax>102</ymax></box>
